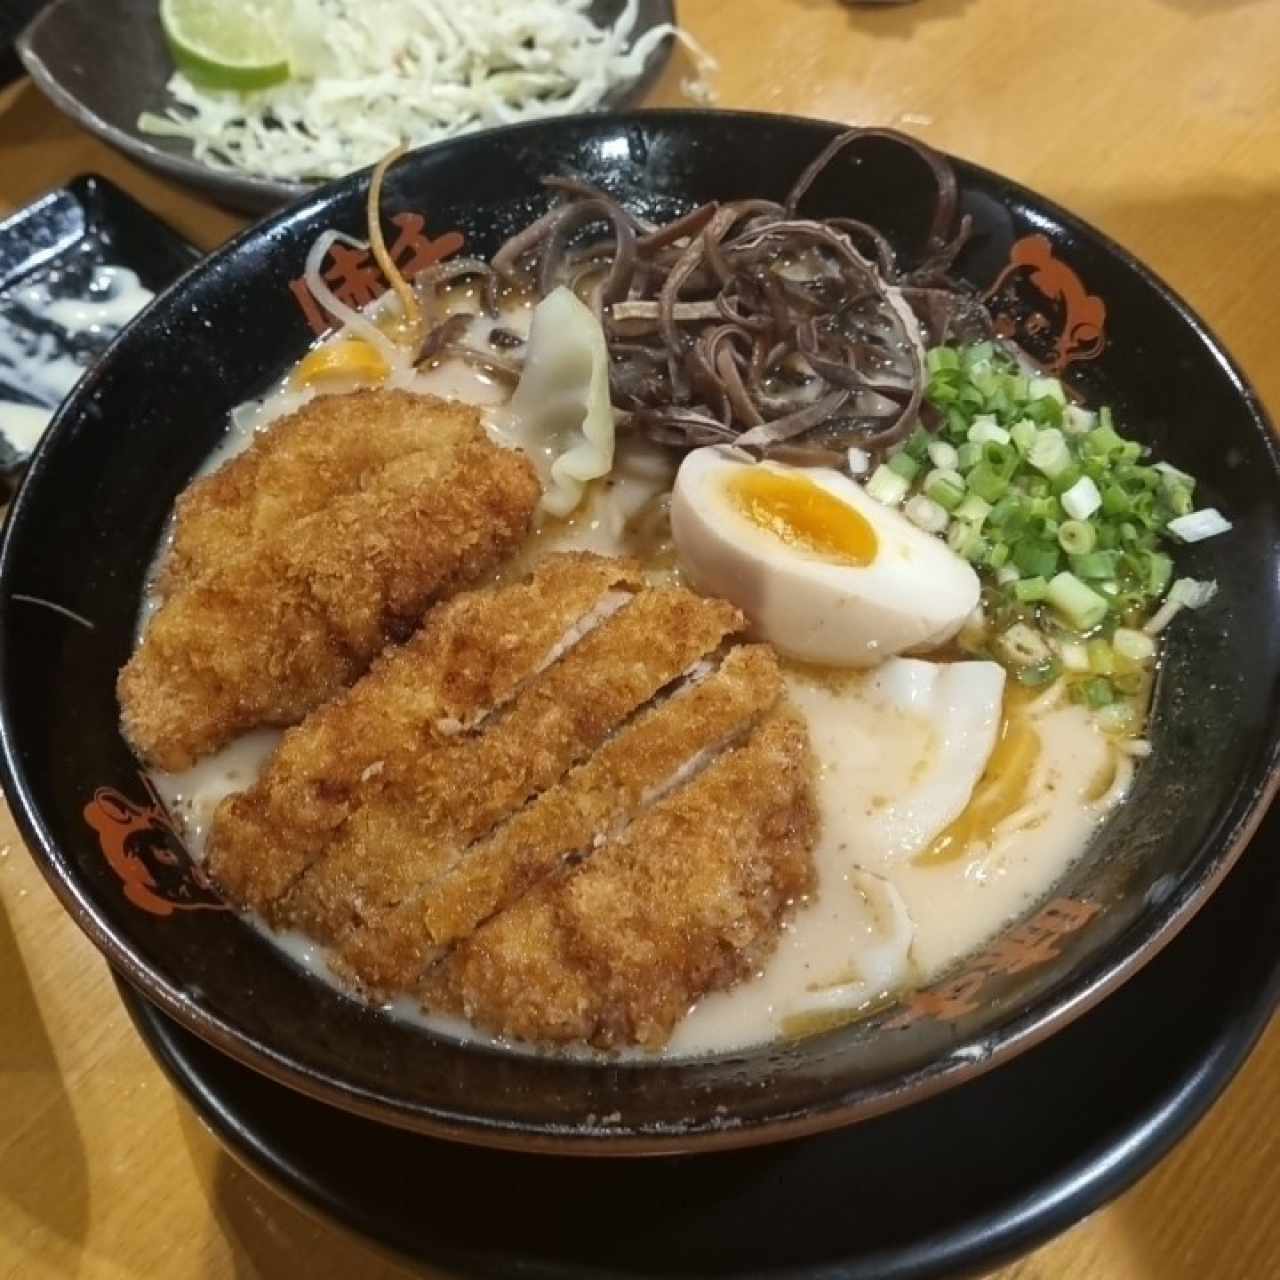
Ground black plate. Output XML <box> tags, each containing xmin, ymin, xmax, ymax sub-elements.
<box><xmin>0</xmin><ymin>174</ymin><xmax>199</xmax><ymax>492</ymax></box>
<box><xmin>3</xmin><ymin>111</ymin><xmax>1279</xmax><ymax>1153</ymax></box>
<box><xmin>117</xmin><ymin>791</ymin><xmax>1280</xmax><ymax>1279</ymax></box>
<box><xmin>18</xmin><ymin>0</ymin><xmax>681</xmax><ymax>215</ymax></box>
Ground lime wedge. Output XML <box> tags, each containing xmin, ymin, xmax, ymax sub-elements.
<box><xmin>159</xmin><ymin>0</ymin><xmax>291</xmax><ymax>91</ymax></box>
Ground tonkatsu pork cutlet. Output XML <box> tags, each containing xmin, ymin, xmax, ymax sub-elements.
<box><xmin>422</xmin><ymin>704</ymin><xmax>818</xmax><ymax>1051</ymax></box>
<box><xmin>207</xmin><ymin>553</ymin><xmax>654</xmax><ymax>912</ymax></box>
<box><xmin>205</xmin><ymin>551</ymin><xmax>819</xmax><ymax>1049</ymax></box>
<box><xmin>118</xmin><ymin>389</ymin><xmax>539</xmax><ymax>771</ymax></box>
<box><xmin>206</xmin><ymin>553</ymin><xmax>744</xmax><ymax>938</ymax></box>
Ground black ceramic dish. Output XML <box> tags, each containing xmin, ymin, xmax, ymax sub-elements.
<box><xmin>17</xmin><ymin>0</ymin><xmax>681</xmax><ymax>215</ymax></box>
<box><xmin>116</xmin><ymin>792</ymin><xmax>1280</xmax><ymax>1279</ymax></box>
<box><xmin>2</xmin><ymin>111</ymin><xmax>1279</xmax><ymax>1154</ymax></box>
<box><xmin>0</xmin><ymin>174</ymin><xmax>199</xmax><ymax>493</ymax></box>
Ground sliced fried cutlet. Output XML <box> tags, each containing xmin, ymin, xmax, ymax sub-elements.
<box><xmin>335</xmin><ymin>644</ymin><xmax>784</xmax><ymax>991</ymax></box>
<box><xmin>206</xmin><ymin>553</ymin><xmax>645</xmax><ymax>912</ymax></box>
<box><xmin>118</xmin><ymin>389</ymin><xmax>540</xmax><ymax>771</ymax></box>
<box><xmin>272</xmin><ymin>580</ymin><xmax>742</xmax><ymax>944</ymax></box>
<box><xmin>421</xmin><ymin>705</ymin><xmax>818</xmax><ymax>1051</ymax></box>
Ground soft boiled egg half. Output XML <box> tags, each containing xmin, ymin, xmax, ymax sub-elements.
<box><xmin>669</xmin><ymin>449</ymin><xmax>981</xmax><ymax>666</ymax></box>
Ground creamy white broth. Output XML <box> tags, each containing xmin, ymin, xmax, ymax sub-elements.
<box><xmin>145</xmin><ymin>330</ymin><xmax>1135</xmax><ymax>1059</ymax></box>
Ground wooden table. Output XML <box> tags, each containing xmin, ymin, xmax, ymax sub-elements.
<box><xmin>3</xmin><ymin>1</ymin><xmax>1279</xmax><ymax>1275</ymax></box>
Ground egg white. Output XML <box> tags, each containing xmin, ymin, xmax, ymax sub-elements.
<box><xmin>669</xmin><ymin>448</ymin><xmax>981</xmax><ymax>666</ymax></box>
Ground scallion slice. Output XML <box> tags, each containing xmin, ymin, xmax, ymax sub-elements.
<box><xmin>1167</xmin><ymin>508</ymin><xmax>1232</xmax><ymax>542</ymax></box>
<box><xmin>1047</xmin><ymin>571</ymin><xmax>1109</xmax><ymax>631</ymax></box>
<box><xmin>1058</xmin><ymin>520</ymin><xmax>1097</xmax><ymax>556</ymax></box>
<box><xmin>1061</xmin><ymin>474</ymin><xmax>1102</xmax><ymax>520</ymax></box>
<box><xmin>905</xmin><ymin>494</ymin><xmax>949</xmax><ymax>535</ymax></box>
<box><xmin>1029</xmin><ymin>428</ymin><xmax>1072</xmax><ymax>479</ymax></box>
<box><xmin>866</xmin><ymin>464</ymin><xmax>910</xmax><ymax>506</ymax></box>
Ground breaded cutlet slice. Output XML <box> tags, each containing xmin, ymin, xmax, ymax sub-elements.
<box><xmin>206</xmin><ymin>553</ymin><xmax>647</xmax><ymax>912</ymax></box>
<box><xmin>338</xmin><ymin>644</ymin><xmax>786</xmax><ymax>992</ymax></box>
<box><xmin>277</xmin><ymin>582</ymin><xmax>742</xmax><ymax>948</ymax></box>
<box><xmin>421</xmin><ymin>705</ymin><xmax>818</xmax><ymax>1051</ymax></box>
<box><xmin>118</xmin><ymin>389</ymin><xmax>540</xmax><ymax>771</ymax></box>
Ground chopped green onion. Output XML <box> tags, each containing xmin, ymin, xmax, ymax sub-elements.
<box><xmin>1013</xmin><ymin>540</ymin><xmax>1060</xmax><ymax>579</ymax></box>
<box><xmin>1010</xmin><ymin>419</ymin><xmax>1039</xmax><ymax>454</ymax></box>
<box><xmin>905</xmin><ymin>494</ymin><xmax>949</xmax><ymax>535</ymax></box>
<box><xmin>1024</xmin><ymin>395</ymin><xmax>1064</xmax><ymax>427</ymax></box>
<box><xmin>1029</xmin><ymin>427</ymin><xmax>1072</xmax><ymax>479</ymax></box>
<box><xmin>1047</xmin><ymin>571</ymin><xmax>1109</xmax><ymax>630</ymax></box>
<box><xmin>1170</xmin><ymin>577</ymin><xmax>1219</xmax><ymax>608</ymax></box>
<box><xmin>1075</xmin><ymin>676</ymin><xmax>1115</xmax><ymax>707</ymax></box>
<box><xmin>1069</xmin><ymin>549</ymin><xmax>1121</xmax><ymax>580</ymax></box>
<box><xmin>923</xmin><ymin>467</ymin><xmax>966</xmax><ymax>510</ymax></box>
<box><xmin>1085</xmin><ymin>423</ymin><xmax>1125</xmax><ymax>458</ymax></box>
<box><xmin>967</xmin><ymin>463</ymin><xmax>1010</xmax><ymax>502</ymax></box>
<box><xmin>928</xmin><ymin>440</ymin><xmax>959</xmax><ymax>470</ymax></box>
<box><xmin>1057</xmin><ymin>639</ymin><xmax>1091</xmax><ymax>672</ymax></box>
<box><xmin>1063</xmin><ymin>405</ymin><xmax>1097</xmax><ymax>434</ymax></box>
<box><xmin>1058</xmin><ymin>520</ymin><xmax>1097</xmax><ymax>555</ymax></box>
<box><xmin>1143</xmin><ymin>577</ymin><xmax>1218</xmax><ymax>635</ymax></box>
<box><xmin>946</xmin><ymin>519</ymin><xmax>983</xmax><ymax>559</ymax></box>
<box><xmin>847</xmin><ymin>446</ymin><xmax>872</xmax><ymax>477</ymax></box>
<box><xmin>1014</xmin><ymin>576</ymin><xmax>1050</xmax><ymax>603</ymax></box>
<box><xmin>1017</xmin><ymin>660</ymin><xmax>1061</xmax><ymax>687</ymax></box>
<box><xmin>1167</xmin><ymin>508</ymin><xmax>1232</xmax><ymax>542</ymax></box>
<box><xmin>904</xmin><ymin>426</ymin><xmax>932</xmax><ymax>459</ymax></box>
<box><xmin>887</xmin><ymin>451</ymin><xmax>921</xmax><ymax>482</ymax></box>
<box><xmin>997</xmin><ymin>622</ymin><xmax>1052</xmax><ymax>666</ymax></box>
<box><xmin>1087</xmin><ymin>637</ymin><xmax>1116</xmax><ymax>674</ymax></box>
<box><xmin>1164</xmin><ymin>483</ymin><xmax>1194</xmax><ymax>517</ymax></box>
<box><xmin>1096</xmin><ymin>700</ymin><xmax>1139</xmax><ymax>736</ymax></box>
<box><xmin>1101</xmin><ymin>483</ymin><xmax>1130</xmax><ymax>516</ymax></box>
<box><xmin>1146</xmin><ymin>552</ymin><xmax>1174</xmax><ymax>597</ymax></box>
<box><xmin>954</xmin><ymin>494</ymin><xmax>992</xmax><ymax>525</ymax></box>
<box><xmin>968</xmin><ymin>417</ymin><xmax>1011</xmax><ymax>446</ymax></box>
<box><xmin>1050</xmin><ymin>464</ymin><xmax>1083</xmax><ymax>496</ymax></box>
<box><xmin>1155</xmin><ymin>460</ymin><xmax>1196</xmax><ymax>489</ymax></box>
<box><xmin>987</xmin><ymin>495</ymin><xmax>1023</xmax><ymax>529</ymax></box>
<box><xmin>1029</xmin><ymin>376</ymin><xmax>1067</xmax><ymax>404</ymax></box>
<box><xmin>866</xmin><ymin>464</ymin><xmax>909</xmax><ymax>506</ymax></box>
<box><xmin>1113</xmin><ymin>627</ymin><xmax>1157</xmax><ymax>664</ymax></box>
<box><xmin>921</xmin><ymin>341</ymin><xmax>1226</xmax><ymax>655</ymax></box>
<box><xmin>1113</xmin><ymin>671</ymin><xmax>1146</xmax><ymax>696</ymax></box>
<box><xmin>1061</xmin><ymin>474</ymin><xmax>1103</xmax><ymax>520</ymax></box>
<box><xmin>962</xmin><ymin>341</ymin><xmax>994</xmax><ymax>369</ymax></box>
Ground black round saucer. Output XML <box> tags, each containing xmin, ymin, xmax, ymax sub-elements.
<box><xmin>117</xmin><ymin>799</ymin><xmax>1280</xmax><ymax>1280</ymax></box>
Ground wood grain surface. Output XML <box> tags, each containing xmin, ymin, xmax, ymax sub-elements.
<box><xmin>2</xmin><ymin>1</ymin><xmax>1279</xmax><ymax>1276</ymax></box>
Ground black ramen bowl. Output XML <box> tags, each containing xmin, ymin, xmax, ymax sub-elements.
<box><xmin>2</xmin><ymin>111</ymin><xmax>1279</xmax><ymax>1155</ymax></box>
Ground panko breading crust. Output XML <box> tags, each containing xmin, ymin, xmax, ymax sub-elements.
<box><xmin>206</xmin><ymin>552</ymin><xmax>820</xmax><ymax>1051</ymax></box>
<box><xmin>207</xmin><ymin>553</ymin><xmax>647</xmax><ymax>910</ymax></box>
<box><xmin>423</xmin><ymin>705</ymin><xmax>818</xmax><ymax>1050</ymax></box>
<box><xmin>118</xmin><ymin>390</ymin><xmax>539</xmax><ymax>771</ymax></box>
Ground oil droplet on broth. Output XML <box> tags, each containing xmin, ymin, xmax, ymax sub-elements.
<box><xmin>725</xmin><ymin>468</ymin><xmax>878</xmax><ymax>566</ymax></box>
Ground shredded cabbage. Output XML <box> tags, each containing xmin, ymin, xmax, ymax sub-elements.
<box><xmin>139</xmin><ymin>0</ymin><xmax>716</xmax><ymax>182</ymax></box>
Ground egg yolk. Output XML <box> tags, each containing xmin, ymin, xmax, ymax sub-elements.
<box><xmin>915</xmin><ymin>715</ymin><xmax>1041</xmax><ymax>865</ymax></box>
<box><xmin>725</xmin><ymin>469</ymin><xmax>878</xmax><ymax>566</ymax></box>
<box><xmin>292</xmin><ymin>339</ymin><xmax>389</xmax><ymax>389</ymax></box>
